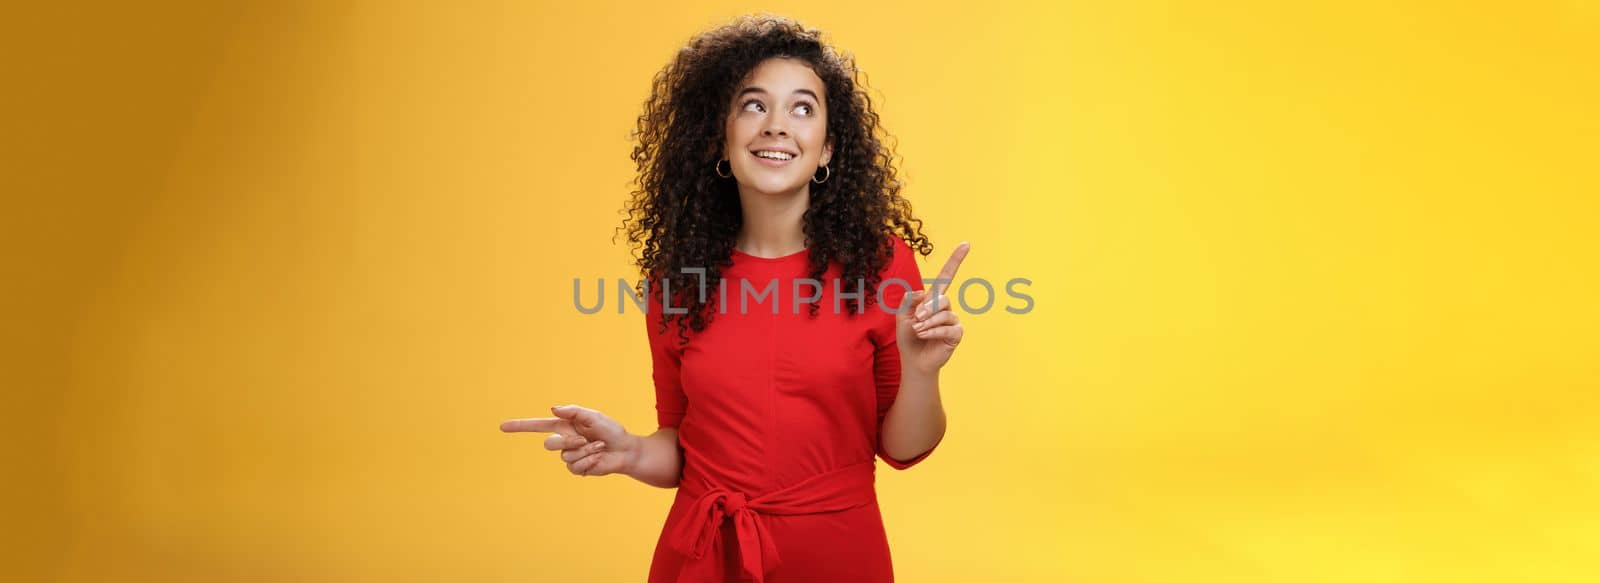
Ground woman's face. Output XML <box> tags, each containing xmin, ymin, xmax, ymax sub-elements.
<box><xmin>723</xmin><ymin>57</ymin><xmax>833</xmax><ymax>196</ymax></box>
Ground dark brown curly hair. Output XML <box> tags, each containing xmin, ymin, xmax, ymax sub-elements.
<box><xmin>619</xmin><ymin>14</ymin><xmax>931</xmax><ymax>343</ymax></box>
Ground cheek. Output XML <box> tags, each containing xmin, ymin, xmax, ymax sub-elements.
<box><xmin>804</xmin><ymin>133</ymin><xmax>828</xmax><ymax>160</ymax></box>
<box><xmin>802</xmin><ymin>121</ymin><xmax>827</xmax><ymax>157</ymax></box>
<box><xmin>724</xmin><ymin>118</ymin><xmax>748</xmax><ymax>151</ymax></box>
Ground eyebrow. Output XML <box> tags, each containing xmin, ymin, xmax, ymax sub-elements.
<box><xmin>736</xmin><ymin>86</ymin><xmax>820</xmax><ymax>101</ymax></box>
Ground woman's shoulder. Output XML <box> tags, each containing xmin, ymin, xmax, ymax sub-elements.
<box><xmin>882</xmin><ymin>232</ymin><xmax>918</xmax><ymax>270</ymax></box>
<box><xmin>872</xmin><ymin>233</ymin><xmax>927</xmax><ymax>289</ymax></box>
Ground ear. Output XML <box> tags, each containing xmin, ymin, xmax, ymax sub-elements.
<box><xmin>821</xmin><ymin>137</ymin><xmax>834</xmax><ymax>167</ymax></box>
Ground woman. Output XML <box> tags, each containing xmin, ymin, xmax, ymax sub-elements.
<box><xmin>501</xmin><ymin>15</ymin><xmax>969</xmax><ymax>582</ymax></box>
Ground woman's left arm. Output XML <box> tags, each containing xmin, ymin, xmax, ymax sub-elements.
<box><xmin>881</xmin><ymin>366</ymin><xmax>948</xmax><ymax>463</ymax></box>
<box><xmin>882</xmin><ymin>242</ymin><xmax>970</xmax><ymax>462</ymax></box>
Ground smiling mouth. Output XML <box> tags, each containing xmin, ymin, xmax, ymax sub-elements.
<box><xmin>750</xmin><ymin>150</ymin><xmax>796</xmax><ymax>165</ymax></box>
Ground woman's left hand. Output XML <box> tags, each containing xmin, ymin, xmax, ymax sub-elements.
<box><xmin>897</xmin><ymin>242</ymin><xmax>971</xmax><ymax>376</ymax></box>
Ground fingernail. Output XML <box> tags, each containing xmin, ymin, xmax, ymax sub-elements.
<box><xmin>594</xmin><ymin>441</ymin><xmax>606</xmax><ymax>450</ymax></box>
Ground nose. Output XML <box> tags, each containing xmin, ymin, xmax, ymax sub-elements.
<box><xmin>761</xmin><ymin>115</ymin><xmax>788</xmax><ymax>137</ymax></box>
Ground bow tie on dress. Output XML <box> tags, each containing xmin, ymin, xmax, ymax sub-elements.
<box><xmin>664</xmin><ymin>461</ymin><xmax>878</xmax><ymax>583</ymax></box>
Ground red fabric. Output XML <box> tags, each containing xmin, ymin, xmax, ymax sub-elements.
<box><xmin>645</xmin><ymin>235</ymin><xmax>941</xmax><ymax>583</ymax></box>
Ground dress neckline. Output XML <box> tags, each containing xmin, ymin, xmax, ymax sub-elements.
<box><xmin>731</xmin><ymin>246</ymin><xmax>810</xmax><ymax>264</ymax></box>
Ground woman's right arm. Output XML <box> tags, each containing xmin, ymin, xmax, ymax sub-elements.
<box><xmin>637</xmin><ymin>295</ymin><xmax>687</xmax><ymax>489</ymax></box>
<box><xmin>622</xmin><ymin>427</ymin><xmax>682</xmax><ymax>488</ymax></box>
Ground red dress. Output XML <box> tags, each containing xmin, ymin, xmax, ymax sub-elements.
<box><xmin>644</xmin><ymin>235</ymin><xmax>941</xmax><ymax>583</ymax></box>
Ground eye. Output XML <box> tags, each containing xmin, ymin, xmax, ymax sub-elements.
<box><xmin>742</xmin><ymin>99</ymin><xmax>765</xmax><ymax>113</ymax></box>
<box><xmin>794</xmin><ymin>102</ymin><xmax>814</xmax><ymax>116</ymax></box>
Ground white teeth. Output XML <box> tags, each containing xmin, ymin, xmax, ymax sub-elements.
<box><xmin>754</xmin><ymin>150</ymin><xmax>794</xmax><ymax>161</ymax></box>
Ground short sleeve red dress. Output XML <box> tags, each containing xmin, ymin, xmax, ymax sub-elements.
<box><xmin>643</xmin><ymin>234</ymin><xmax>941</xmax><ymax>583</ymax></box>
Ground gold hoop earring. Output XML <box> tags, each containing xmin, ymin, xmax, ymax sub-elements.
<box><xmin>715</xmin><ymin>159</ymin><xmax>733</xmax><ymax>179</ymax></box>
<box><xmin>812</xmin><ymin>164</ymin><xmax>831</xmax><ymax>184</ymax></box>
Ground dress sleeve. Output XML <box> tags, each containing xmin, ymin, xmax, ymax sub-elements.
<box><xmin>645</xmin><ymin>299</ymin><xmax>687</xmax><ymax>430</ymax></box>
<box><xmin>872</xmin><ymin>236</ymin><xmax>943</xmax><ymax>470</ymax></box>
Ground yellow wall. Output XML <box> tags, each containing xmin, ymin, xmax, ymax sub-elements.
<box><xmin>5</xmin><ymin>1</ymin><xmax>1596</xmax><ymax>581</ymax></box>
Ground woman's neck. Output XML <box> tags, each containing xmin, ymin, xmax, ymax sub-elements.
<box><xmin>734</xmin><ymin>184</ymin><xmax>810</xmax><ymax>258</ymax></box>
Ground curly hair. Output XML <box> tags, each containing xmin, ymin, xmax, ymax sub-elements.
<box><xmin>619</xmin><ymin>14</ymin><xmax>931</xmax><ymax>343</ymax></box>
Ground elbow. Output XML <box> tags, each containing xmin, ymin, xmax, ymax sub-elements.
<box><xmin>883</xmin><ymin>447</ymin><xmax>932</xmax><ymax>466</ymax></box>
<box><xmin>878</xmin><ymin>440</ymin><xmax>937</xmax><ymax>471</ymax></box>
<box><xmin>878</xmin><ymin>427</ymin><xmax>945</xmax><ymax>470</ymax></box>
<box><xmin>878</xmin><ymin>448</ymin><xmax>933</xmax><ymax>471</ymax></box>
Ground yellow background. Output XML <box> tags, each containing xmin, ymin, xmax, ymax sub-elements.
<box><xmin>4</xmin><ymin>1</ymin><xmax>1597</xmax><ymax>581</ymax></box>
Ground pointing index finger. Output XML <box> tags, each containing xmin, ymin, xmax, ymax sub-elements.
<box><xmin>935</xmin><ymin>241</ymin><xmax>971</xmax><ymax>284</ymax></box>
<box><xmin>499</xmin><ymin>417</ymin><xmax>573</xmax><ymax>434</ymax></box>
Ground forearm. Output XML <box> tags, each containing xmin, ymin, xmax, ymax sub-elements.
<box><xmin>881</xmin><ymin>368</ymin><xmax>946</xmax><ymax>462</ymax></box>
<box><xmin>622</xmin><ymin>427</ymin><xmax>683</xmax><ymax>488</ymax></box>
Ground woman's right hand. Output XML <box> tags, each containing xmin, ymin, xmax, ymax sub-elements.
<box><xmin>500</xmin><ymin>404</ymin><xmax>638</xmax><ymax>477</ymax></box>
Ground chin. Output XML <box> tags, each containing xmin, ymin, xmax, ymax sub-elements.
<box><xmin>740</xmin><ymin>174</ymin><xmax>807</xmax><ymax>196</ymax></box>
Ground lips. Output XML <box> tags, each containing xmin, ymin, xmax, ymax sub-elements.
<box><xmin>749</xmin><ymin>147</ymin><xmax>798</xmax><ymax>169</ymax></box>
<box><xmin>752</xmin><ymin>153</ymin><xmax>794</xmax><ymax>167</ymax></box>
